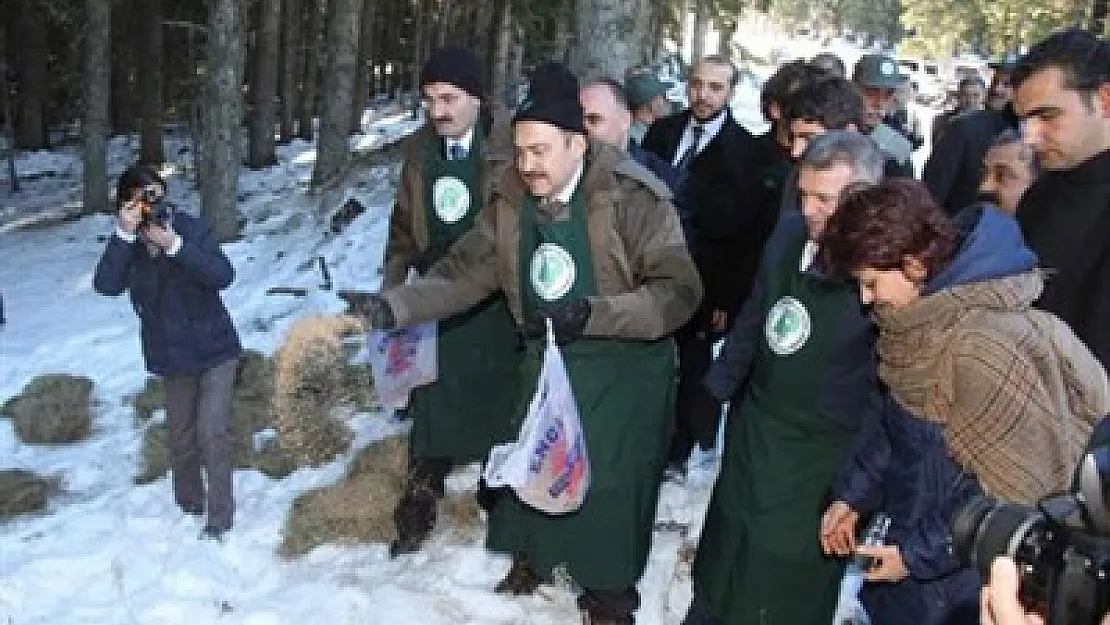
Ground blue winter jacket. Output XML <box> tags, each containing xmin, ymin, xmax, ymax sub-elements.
<box><xmin>93</xmin><ymin>210</ymin><xmax>241</xmax><ymax>376</ymax></box>
<box><xmin>832</xmin><ymin>204</ymin><xmax>1038</xmax><ymax>625</ymax></box>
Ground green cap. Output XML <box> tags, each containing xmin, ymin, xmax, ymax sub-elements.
<box><xmin>625</xmin><ymin>74</ymin><xmax>670</xmax><ymax>109</ymax></box>
<box><xmin>852</xmin><ymin>54</ymin><xmax>906</xmax><ymax>89</ymax></box>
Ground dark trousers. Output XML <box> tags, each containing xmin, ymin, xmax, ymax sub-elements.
<box><xmin>165</xmin><ymin>357</ymin><xmax>237</xmax><ymax>530</ymax></box>
<box><xmin>668</xmin><ymin>322</ymin><xmax>722</xmax><ymax>467</ymax></box>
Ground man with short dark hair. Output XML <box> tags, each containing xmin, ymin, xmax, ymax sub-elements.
<box><xmin>642</xmin><ymin>55</ymin><xmax>768</xmax><ymax>479</ymax></box>
<box><xmin>1012</xmin><ymin>27</ymin><xmax>1110</xmax><ymax>369</ymax></box>
<box><xmin>932</xmin><ymin>76</ymin><xmax>988</xmax><ymax>144</ymax></box>
<box><xmin>580</xmin><ymin>77</ymin><xmax>678</xmax><ymax>191</ymax></box>
<box><xmin>978</xmin><ymin>129</ymin><xmax>1040</xmax><ymax>214</ymax></box>
<box><xmin>683</xmin><ymin>131</ymin><xmax>885</xmax><ymax>625</ymax></box>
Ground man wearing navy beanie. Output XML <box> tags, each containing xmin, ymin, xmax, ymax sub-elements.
<box><xmin>346</xmin><ymin>62</ymin><xmax>702</xmax><ymax>623</ymax></box>
<box><xmin>382</xmin><ymin>46</ymin><xmax>521</xmax><ymax>559</ymax></box>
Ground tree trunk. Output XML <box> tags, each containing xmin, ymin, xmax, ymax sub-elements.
<box><xmin>14</xmin><ymin>0</ymin><xmax>48</xmax><ymax>149</ymax></box>
<box><xmin>84</xmin><ymin>0</ymin><xmax>112</xmax><ymax>215</ymax></box>
<box><xmin>351</xmin><ymin>0</ymin><xmax>377</xmax><ymax>133</ymax></box>
<box><xmin>279</xmin><ymin>0</ymin><xmax>300</xmax><ymax>142</ymax></box>
<box><xmin>1094</xmin><ymin>0</ymin><xmax>1109</xmax><ymax>34</ymax></box>
<box><xmin>631</xmin><ymin>0</ymin><xmax>654</xmax><ymax>67</ymax></box>
<box><xmin>137</xmin><ymin>0</ymin><xmax>165</xmax><ymax>164</ymax></box>
<box><xmin>572</xmin><ymin>0</ymin><xmax>644</xmax><ymax>82</ymax></box>
<box><xmin>111</xmin><ymin>1</ymin><xmax>136</xmax><ymax>135</ymax></box>
<box><xmin>0</xmin><ymin>23</ymin><xmax>19</xmax><ymax>194</ymax></box>
<box><xmin>690</xmin><ymin>0</ymin><xmax>710</xmax><ymax>60</ymax></box>
<box><xmin>297</xmin><ymin>0</ymin><xmax>325</xmax><ymax>141</ymax></box>
<box><xmin>199</xmin><ymin>0</ymin><xmax>246</xmax><ymax>240</ymax></box>
<box><xmin>719</xmin><ymin>18</ymin><xmax>738</xmax><ymax>59</ymax></box>
<box><xmin>436</xmin><ymin>0</ymin><xmax>453</xmax><ymax>47</ymax></box>
<box><xmin>311</xmin><ymin>0</ymin><xmax>360</xmax><ymax>189</ymax></box>
<box><xmin>249</xmin><ymin>0</ymin><xmax>281</xmax><ymax>168</ymax></box>
<box><xmin>490</xmin><ymin>0</ymin><xmax>513</xmax><ymax>110</ymax></box>
<box><xmin>410</xmin><ymin>0</ymin><xmax>429</xmax><ymax>99</ymax></box>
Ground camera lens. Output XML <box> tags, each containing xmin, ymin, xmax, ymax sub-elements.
<box><xmin>952</xmin><ymin>495</ymin><xmax>1046</xmax><ymax>577</ymax></box>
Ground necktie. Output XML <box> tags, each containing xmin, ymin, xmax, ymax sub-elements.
<box><xmin>449</xmin><ymin>142</ymin><xmax>467</xmax><ymax>160</ymax></box>
<box><xmin>675</xmin><ymin>125</ymin><xmax>704</xmax><ymax>171</ymax></box>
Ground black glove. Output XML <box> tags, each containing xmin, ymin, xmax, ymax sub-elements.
<box><xmin>530</xmin><ymin>298</ymin><xmax>592</xmax><ymax>345</ymax></box>
<box><xmin>337</xmin><ymin>290</ymin><xmax>396</xmax><ymax>329</ymax></box>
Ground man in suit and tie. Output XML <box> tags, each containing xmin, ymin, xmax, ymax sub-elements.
<box><xmin>642</xmin><ymin>55</ymin><xmax>772</xmax><ymax>478</ymax></box>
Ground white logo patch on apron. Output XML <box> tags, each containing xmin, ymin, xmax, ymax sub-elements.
<box><xmin>530</xmin><ymin>243</ymin><xmax>577</xmax><ymax>302</ymax></box>
<box><xmin>764</xmin><ymin>296</ymin><xmax>812</xmax><ymax>356</ymax></box>
<box><xmin>432</xmin><ymin>176</ymin><xmax>471</xmax><ymax>224</ymax></box>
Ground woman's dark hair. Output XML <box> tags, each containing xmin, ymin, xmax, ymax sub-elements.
<box><xmin>115</xmin><ymin>163</ymin><xmax>165</xmax><ymax>211</ymax></box>
<box><xmin>818</xmin><ymin>179</ymin><xmax>961</xmax><ymax>280</ymax></box>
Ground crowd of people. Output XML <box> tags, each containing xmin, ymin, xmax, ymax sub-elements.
<box><xmin>93</xmin><ymin>25</ymin><xmax>1110</xmax><ymax>625</ymax></box>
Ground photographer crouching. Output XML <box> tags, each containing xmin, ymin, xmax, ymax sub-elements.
<box><xmin>93</xmin><ymin>163</ymin><xmax>241</xmax><ymax>541</ymax></box>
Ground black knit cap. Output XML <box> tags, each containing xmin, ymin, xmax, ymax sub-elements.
<box><xmin>513</xmin><ymin>62</ymin><xmax>586</xmax><ymax>135</ymax></box>
<box><xmin>420</xmin><ymin>47</ymin><xmax>485</xmax><ymax>100</ymax></box>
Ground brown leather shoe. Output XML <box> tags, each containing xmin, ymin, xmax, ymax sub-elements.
<box><xmin>494</xmin><ymin>554</ymin><xmax>541</xmax><ymax>595</ymax></box>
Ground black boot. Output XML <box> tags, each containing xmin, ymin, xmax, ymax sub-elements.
<box><xmin>389</xmin><ymin>457</ymin><xmax>450</xmax><ymax>558</ymax></box>
<box><xmin>389</xmin><ymin>485</ymin><xmax>437</xmax><ymax>558</ymax></box>
<box><xmin>494</xmin><ymin>554</ymin><xmax>541</xmax><ymax>595</ymax></box>
<box><xmin>578</xmin><ymin>587</ymin><xmax>638</xmax><ymax>624</ymax></box>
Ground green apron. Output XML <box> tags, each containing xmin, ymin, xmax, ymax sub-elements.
<box><xmin>485</xmin><ymin>187</ymin><xmax>677</xmax><ymax>591</ymax></box>
<box><xmin>693</xmin><ymin>235</ymin><xmax>860</xmax><ymax>625</ymax></box>
<box><xmin>406</xmin><ymin>135</ymin><xmax>520</xmax><ymax>462</ymax></box>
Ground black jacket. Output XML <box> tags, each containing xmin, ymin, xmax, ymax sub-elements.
<box><xmin>1017</xmin><ymin>148</ymin><xmax>1110</xmax><ymax>369</ymax></box>
<box><xmin>923</xmin><ymin>107</ymin><xmax>1019</xmax><ymax>214</ymax></box>
<box><xmin>641</xmin><ymin>109</ymin><xmax>770</xmax><ymax>325</ymax></box>
<box><xmin>93</xmin><ymin>210</ymin><xmax>241</xmax><ymax>376</ymax></box>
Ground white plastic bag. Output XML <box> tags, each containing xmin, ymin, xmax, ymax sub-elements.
<box><xmin>484</xmin><ymin>319</ymin><xmax>590</xmax><ymax>514</ymax></box>
<box><xmin>366</xmin><ymin>321</ymin><xmax>438</xmax><ymax>408</ymax></box>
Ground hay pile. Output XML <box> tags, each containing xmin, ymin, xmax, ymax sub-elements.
<box><xmin>270</xmin><ymin>315</ymin><xmax>368</xmax><ymax>467</ymax></box>
<box><xmin>0</xmin><ymin>469</ymin><xmax>53</xmax><ymax>519</ymax></box>
<box><xmin>2</xmin><ymin>374</ymin><xmax>94</xmax><ymax>444</ymax></box>
<box><xmin>281</xmin><ymin>437</ymin><xmax>487</xmax><ymax>558</ymax></box>
<box><xmin>280</xmin><ymin>435</ymin><xmax>409</xmax><ymax>557</ymax></box>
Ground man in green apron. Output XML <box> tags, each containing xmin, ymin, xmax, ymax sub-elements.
<box><xmin>382</xmin><ymin>47</ymin><xmax>520</xmax><ymax>557</ymax></box>
<box><xmin>349</xmin><ymin>62</ymin><xmax>702</xmax><ymax>624</ymax></box>
<box><xmin>682</xmin><ymin>131</ymin><xmax>887</xmax><ymax>625</ymax></box>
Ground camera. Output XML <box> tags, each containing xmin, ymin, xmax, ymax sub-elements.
<box><xmin>136</xmin><ymin>189</ymin><xmax>172</xmax><ymax>229</ymax></box>
<box><xmin>952</xmin><ymin>447</ymin><xmax>1110</xmax><ymax>625</ymax></box>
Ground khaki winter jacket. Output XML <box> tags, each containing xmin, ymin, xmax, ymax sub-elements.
<box><xmin>382</xmin><ymin>142</ymin><xmax>703</xmax><ymax>340</ymax></box>
<box><xmin>875</xmin><ymin>271</ymin><xmax>1110</xmax><ymax>504</ymax></box>
<box><xmin>382</xmin><ymin>115</ymin><xmax>513</xmax><ymax>288</ymax></box>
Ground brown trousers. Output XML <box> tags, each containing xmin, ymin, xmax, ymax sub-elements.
<box><xmin>164</xmin><ymin>357</ymin><xmax>237</xmax><ymax>530</ymax></box>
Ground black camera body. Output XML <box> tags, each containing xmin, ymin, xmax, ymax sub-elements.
<box><xmin>136</xmin><ymin>188</ymin><xmax>172</xmax><ymax>229</ymax></box>
<box><xmin>953</xmin><ymin>448</ymin><xmax>1110</xmax><ymax>625</ymax></box>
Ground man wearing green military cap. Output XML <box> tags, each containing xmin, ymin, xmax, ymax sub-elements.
<box><xmin>852</xmin><ymin>54</ymin><xmax>915</xmax><ymax>176</ymax></box>
<box><xmin>625</xmin><ymin>73</ymin><xmax>671</xmax><ymax>144</ymax></box>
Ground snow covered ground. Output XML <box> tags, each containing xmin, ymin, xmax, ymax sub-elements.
<box><xmin>0</xmin><ymin>104</ymin><xmax>725</xmax><ymax>624</ymax></box>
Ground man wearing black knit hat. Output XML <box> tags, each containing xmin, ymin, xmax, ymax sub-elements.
<box><xmin>345</xmin><ymin>61</ymin><xmax>703</xmax><ymax>624</ymax></box>
<box><xmin>381</xmin><ymin>46</ymin><xmax>520</xmax><ymax>558</ymax></box>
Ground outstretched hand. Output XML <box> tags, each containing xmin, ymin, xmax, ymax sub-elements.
<box><xmin>338</xmin><ymin>291</ymin><xmax>395</xmax><ymax>330</ymax></box>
